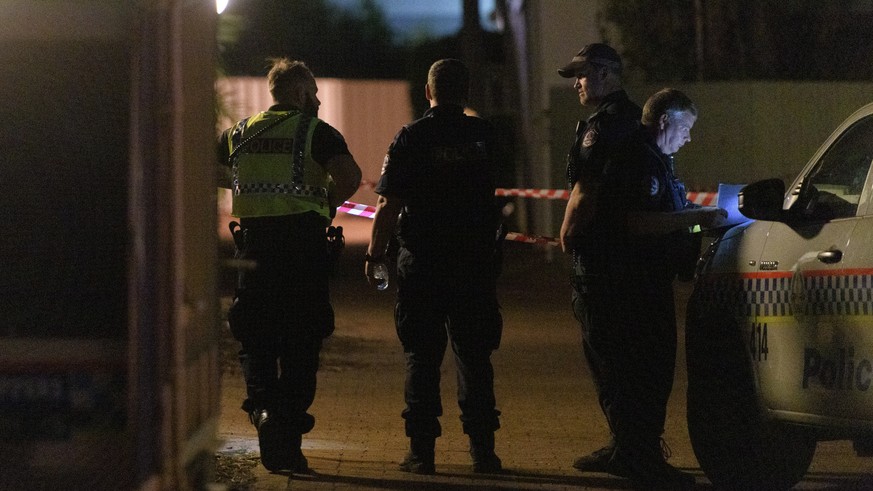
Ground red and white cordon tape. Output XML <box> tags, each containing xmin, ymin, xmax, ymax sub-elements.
<box><xmin>338</xmin><ymin>200</ymin><xmax>561</xmax><ymax>246</ymax></box>
<box><xmin>686</xmin><ymin>191</ymin><xmax>717</xmax><ymax>206</ymax></box>
<box><xmin>495</xmin><ymin>188</ymin><xmax>717</xmax><ymax>206</ymax></box>
<box><xmin>337</xmin><ymin>201</ymin><xmax>377</xmax><ymax>219</ymax></box>
<box><xmin>503</xmin><ymin>232</ymin><xmax>560</xmax><ymax>246</ymax></box>
<box><xmin>340</xmin><ymin>187</ymin><xmax>718</xmax><ymax>247</ymax></box>
<box><xmin>361</xmin><ymin>181</ymin><xmax>717</xmax><ymax>206</ymax></box>
<box><xmin>495</xmin><ymin>188</ymin><xmax>570</xmax><ymax>200</ymax></box>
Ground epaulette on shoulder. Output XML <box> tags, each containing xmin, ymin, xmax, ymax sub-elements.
<box><xmin>604</xmin><ymin>99</ymin><xmax>632</xmax><ymax>116</ymax></box>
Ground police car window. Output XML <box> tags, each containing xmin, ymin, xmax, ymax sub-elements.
<box><xmin>801</xmin><ymin>115</ymin><xmax>873</xmax><ymax>220</ymax></box>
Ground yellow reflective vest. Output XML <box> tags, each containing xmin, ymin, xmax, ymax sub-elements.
<box><xmin>227</xmin><ymin>110</ymin><xmax>331</xmax><ymax>222</ymax></box>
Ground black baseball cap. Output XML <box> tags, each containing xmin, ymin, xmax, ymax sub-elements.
<box><xmin>557</xmin><ymin>43</ymin><xmax>622</xmax><ymax>78</ymax></box>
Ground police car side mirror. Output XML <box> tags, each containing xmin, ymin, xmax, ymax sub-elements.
<box><xmin>738</xmin><ymin>178</ymin><xmax>786</xmax><ymax>222</ymax></box>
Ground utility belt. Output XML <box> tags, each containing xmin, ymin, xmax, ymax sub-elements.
<box><xmin>229</xmin><ymin>212</ymin><xmax>344</xmax><ymax>271</ymax></box>
<box><xmin>571</xmin><ymin>248</ymin><xmax>607</xmax><ymax>293</ymax></box>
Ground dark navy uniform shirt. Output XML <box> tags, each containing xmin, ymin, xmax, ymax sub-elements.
<box><xmin>567</xmin><ymin>90</ymin><xmax>642</xmax><ymax>262</ymax></box>
<box><xmin>376</xmin><ymin>104</ymin><xmax>499</xmax><ymax>261</ymax></box>
<box><xmin>567</xmin><ymin>90</ymin><xmax>642</xmax><ymax>188</ymax></box>
<box><xmin>608</xmin><ymin>128</ymin><xmax>697</xmax><ymax>280</ymax></box>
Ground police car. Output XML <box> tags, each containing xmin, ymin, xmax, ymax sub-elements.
<box><xmin>686</xmin><ymin>102</ymin><xmax>873</xmax><ymax>490</ymax></box>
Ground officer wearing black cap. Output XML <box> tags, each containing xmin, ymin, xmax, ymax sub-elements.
<box><xmin>557</xmin><ymin>42</ymin><xmax>643</xmax><ymax>475</ymax></box>
<box><xmin>557</xmin><ymin>43</ymin><xmax>642</xmax><ymax>198</ymax></box>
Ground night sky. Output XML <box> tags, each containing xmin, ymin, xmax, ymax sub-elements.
<box><xmin>328</xmin><ymin>0</ymin><xmax>498</xmax><ymax>40</ymax></box>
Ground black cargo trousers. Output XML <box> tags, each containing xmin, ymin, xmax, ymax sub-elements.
<box><xmin>227</xmin><ymin>212</ymin><xmax>335</xmax><ymax>435</ymax></box>
<box><xmin>394</xmin><ymin>247</ymin><xmax>503</xmax><ymax>440</ymax></box>
<box><xmin>571</xmin><ymin>255</ymin><xmax>677</xmax><ymax>458</ymax></box>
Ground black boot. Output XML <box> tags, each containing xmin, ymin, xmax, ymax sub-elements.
<box><xmin>469</xmin><ymin>432</ymin><xmax>502</xmax><ymax>474</ymax></box>
<box><xmin>572</xmin><ymin>439</ymin><xmax>616</xmax><ymax>473</ymax></box>
<box><xmin>287</xmin><ymin>434</ymin><xmax>311</xmax><ymax>474</ymax></box>
<box><xmin>251</xmin><ymin>409</ymin><xmax>291</xmax><ymax>472</ymax></box>
<box><xmin>610</xmin><ymin>440</ymin><xmax>694</xmax><ymax>490</ymax></box>
<box><xmin>250</xmin><ymin>409</ymin><xmax>310</xmax><ymax>474</ymax></box>
<box><xmin>399</xmin><ymin>437</ymin><xmax>435</xmax><ymax>475</ymax></box>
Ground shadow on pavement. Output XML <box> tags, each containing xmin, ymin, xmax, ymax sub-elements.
<box><xmin>285</xmin><ymin>467</ymin><xmax>644</xmax><ymax>491</ymax></box>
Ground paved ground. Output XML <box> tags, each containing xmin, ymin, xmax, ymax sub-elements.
<box><xmin>215</xmin><ymin>217</ymin><xmax>873</xmax><ymax>490</ymax></box>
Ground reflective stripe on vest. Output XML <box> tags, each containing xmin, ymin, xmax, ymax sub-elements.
<box><xmin>228</xmin><ymin>111</ymin><xmax>330</xmax><ymax>220</ymax></box>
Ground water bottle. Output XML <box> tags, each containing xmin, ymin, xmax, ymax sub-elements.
<box><xmin>373</xmin><ymin>262</ymin><xmax>389</xmax><ymax>291</ymax></box>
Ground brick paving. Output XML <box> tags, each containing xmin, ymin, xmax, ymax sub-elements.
<box><xmin>216</xmin><ymin>237</ymin><xmax>873</xmax><ymax>490</ymax></box>
<box><xmin>216</xmin><ymin>241</ymin><xmax>703</xmax><ymax>490</ymax></box>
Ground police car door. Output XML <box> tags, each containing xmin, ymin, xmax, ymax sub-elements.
<box><xmin>755</xmin><ymin>107</ymin><xmax>873</xmax><ymax>425</ymax></box>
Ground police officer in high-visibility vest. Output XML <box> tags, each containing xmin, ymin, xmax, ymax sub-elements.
<box><xmin>217</xmin><ymin>58</ymin><xmax>361</xmax><ymax>473</ymax></box>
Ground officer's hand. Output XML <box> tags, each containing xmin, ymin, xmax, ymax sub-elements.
<box><xmin>364</xmin><ymin>260</ymin><xmax>378</xmax><ymax>284</ymax></box>
<box><xmin>364</xmin><ymin>256</ymin><xmax>389</xmax><ymax>290</ymax></box>
<box><xmin>699</xmin><ymin>206</ymin><xmax>729</xmax><ymax>229</ymax></box>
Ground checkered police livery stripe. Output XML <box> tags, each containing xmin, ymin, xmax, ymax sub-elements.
<box><xmin>697</xmin><ymin>270</ymin><xmax>873</xmax><ymax>318</ymax></box>
<box><xmin>234</xmin><ymin>182</ymin><xmax>328</xmax><ymax>198</ymax></box>
<box><xmin>697</xmin><ymin>272</ymin><xmax>791</xmax><ymax>318</ymax></box>
<box><xmin>751</xmin><ymin>275</ymin><xmax>793</xmax><ymax>317</ymax></box>
<box><xmin>803</xmin><ymin>270</ymin><xmax>873</xmax><ymax>316</ymax></box>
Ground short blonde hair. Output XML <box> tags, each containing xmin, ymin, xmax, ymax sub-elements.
<box><xmin>267</xmin><ymin>58</ymin><xmax>314</xmax><ymax>105</ymax></box>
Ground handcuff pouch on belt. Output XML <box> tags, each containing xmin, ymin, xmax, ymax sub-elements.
<box><xmin>229</xmin><ymin>221</ymin><xmax>247</xmax><ymax>255</ymax></box>
<box><xmin>325</xmin><ymin>225</ymin><xmax>344</xmax><ymax>273</ymax></box>
<box><xmin>494</xmin><ymin>222</ymin><xmax>507</xmax><ymax>277</ymax></box>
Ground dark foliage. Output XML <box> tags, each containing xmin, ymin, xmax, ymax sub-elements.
<box><xmin>219</xmin><ymin>0</ymin><xmax>406</xmax><ymax>78</ymax></box>
<box><xmin>601</xmin><ymin>0</ymin><xmax>873</xmax><ymax>81</ymax></box>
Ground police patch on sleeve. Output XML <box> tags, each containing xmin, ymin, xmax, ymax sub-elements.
<box><xmin>650</xmin><ymin>176</ymin><xmax>660</xmax><ymax>196</ymax></box>
<box><xmin>582</xmin><ymin>129</ymin><xmax>598</xmax><ymax>147</ymax></box>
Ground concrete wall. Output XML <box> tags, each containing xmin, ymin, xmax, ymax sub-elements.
<box><xmin>546</xmin><ymin>82</ymin><xmax>873</xmax><ymax>232</ymax></box>
<box><xmin>507</xmin><ymin>0</ymin><xmax>602</xmax><ymax>239</ymax></box>
<box><xmin>550</xmin><ymin>82</ymin><xmax>873</xmax><ymax>190</ymax></box>
<box><xmin>529</xmin><ymin>1</ymin><xmax>873</xmax><ymax>191</ymax></box>
<box><xmin>524</xmin><ymin>1</ymin><xmax>873</xmax><ymax>234</ymax></box>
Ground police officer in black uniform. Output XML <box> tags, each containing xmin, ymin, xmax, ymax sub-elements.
<box><xmin>365</xmin><ymin>58</ymin><xmax>503</xmax><ymax>475</ymax></box>
<box><xmin>566</xmin><ymin>85</ymin><xmax>728</xmax><ymax>489</ymax></box>
<box><xmin>217</xmin><ymin>58</ymin><xmax>362</xmax><ymax>473</ymax></box>
<box><xmin>557</xmin><ymin>42</ymin><xmax>643</xmax><ymax>473</ymax></box>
